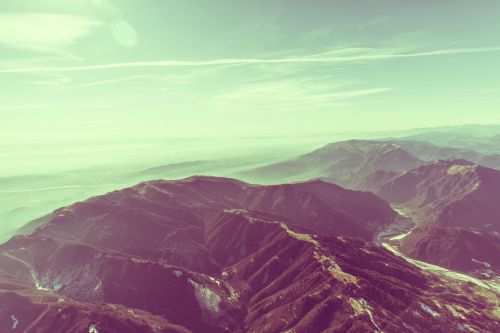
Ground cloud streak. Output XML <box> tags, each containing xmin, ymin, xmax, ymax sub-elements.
<box><xmin>1</xmin><ymin>46</ymin><xmax>499</xmax><ymax>74</ymax></box>
<box><xmin>0</xmin><ymin>13</ymin><xmax>101</xmax><ymax>54</ymax></box>
<box><xmin>207</xmin><ymin>79</ymin><xmax>392</xmax><ymax>113</ymax></box>
<box><xmin>71</xmin><ymin>74</ymin><xmax>155</xmax><ymax>88</ymax></box>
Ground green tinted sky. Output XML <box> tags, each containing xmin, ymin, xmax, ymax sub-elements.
<box><xmin>1</xmin><ymin>0</ymin><xmax>500</xmax><ymax>144</ymax></box>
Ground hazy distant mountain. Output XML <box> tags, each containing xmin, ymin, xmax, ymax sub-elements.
<box><xmin>241</xmin><ymin>140</ymin><xmax>423</xmax><ymax>185</ymax></box>
<box><xmin>404</xmin><ymin>124</ymin><xmax>500</xmax><ymax>137</ymax></box>
<box><xmin>385</xmin><ymin>140</ymin><xmax>500</xmax><ymax>169</ymax></box>
<box><xmin>1</xmin><ymin>177</ymin><xmax>497</xmax><ymax>332</ymax></box>
<box><xmin>396</xmin><ymin>131</ymin><xmax>500</xmax><ymax>155</ymax></box>
<box><xmin>138</xmin><ymin>160</ymin><xmax>221</xmax><ymax>178</ymax></box>
<box><xmin>241</xmin><ymin>139</ymin><xmax>500</xmax><ymax>185</ymax></box>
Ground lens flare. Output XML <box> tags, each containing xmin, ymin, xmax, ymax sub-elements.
<box><xmin>111</xmin><ymin>19</ymin><xmax>137</xmax><ymax>48</ymax></box>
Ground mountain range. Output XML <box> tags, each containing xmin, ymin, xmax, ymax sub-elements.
<box><xmin>1</xmin><ymin>177</ymin><xmax>498</xmax><ymax>332</ymax></box>
<box><xmin>241</xmin><ymin>140</ymin><xmax>500</xmax><ymax>186</ymax></box>
<box><xmin>242</xmin><ymin>140</ymin><xmax>500</xmax><ymax>278</ymax></box>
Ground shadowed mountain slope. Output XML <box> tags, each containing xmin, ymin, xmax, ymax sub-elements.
<box><xmin>369</xmin><ymin>160</ymin><xmax>500</xmax><ymax>231</ymax></box>
<box><xmin>399</xmin><ymin>226</ymin><xmax>500</xmax><ymax>277</ymax></box>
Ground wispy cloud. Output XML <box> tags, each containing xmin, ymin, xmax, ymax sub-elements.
<box><xmin>208</xmin><ymin>79</ymin><xmax>392</xmax><ymax>112</ymax></box>
<box><xmin>1</xmin><ymin>46</ymin><xmax>499</xmax><ymax>73</ymax></box>
<box><xmin>71</xmin><ymin>74</ymin><xmax>155</xmax><ymax>88</ymax></box>
<box><xmin>0</xmin><ymin>13</ymin><xmax>101</xmax><ymax>55</ymax></box>
<box><xmin>28</xmin><ymin>74</ymin><xmax>72</xmax><ymax>87</ymax></box>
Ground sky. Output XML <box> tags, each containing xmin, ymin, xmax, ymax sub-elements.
<box><xmin>1</xmin><ymin>0</ymin><xmax>500</xmax><ymax>162</ymax></box>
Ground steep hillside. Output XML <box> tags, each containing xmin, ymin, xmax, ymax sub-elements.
<box><xmin>399</xmin><ymin>226</ymin><xmax>500</xmax><ymax>277</ymax></box>
<box><xmin>20</xmin><ymin>176</ymin><xmax>395</xmax><ymax>242</ymax></box>
<box><xmin>356</xmin><ymin>160</ymin><xmax>500</xmax><ymax>276</ymax></box>
<box><xmin>0</xmin><ymin>187</ymin><xmax>498</xmax><ymax>332</ymax></box>
<box><xmin>372</xmin><ymin>160</ymin><xmax>500</xmax><ymax>231</ymax></box>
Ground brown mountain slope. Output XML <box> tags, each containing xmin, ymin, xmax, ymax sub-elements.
<box><xmin>1</xmin><ymin>197</ymin><xmax>499</xmax><ymax>332</ymax></box>
<box><xmin>355</xmin><ymin>160</ymin><xmax>500</xmax><ymax>275</ymax></box>
<box><xmin>20</xmin><ymin>176</ymin><xmax>395</xmax><ymax>243</ymax></box>
<box><xmin>399</xmin><ymin>226</ymin><xmax>500</xmax><ymax>277</ymax></box>
<box><xmin>371</xmin><ymin>160</ymin><xmax>500</xmax><ymax>231</ymax></box>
